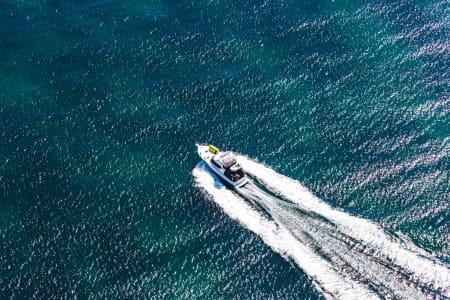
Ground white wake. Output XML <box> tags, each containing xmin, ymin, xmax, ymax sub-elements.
<box><xmin>192</xmin><ymin>155</ymin><xmax>450</xmax><ymax>300</ymax></box>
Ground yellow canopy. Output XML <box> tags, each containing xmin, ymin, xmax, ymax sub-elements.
<box><xmin>208</xmin><ymin>145</ymin><xmax>219</xmax><ymax>154</ymax></box>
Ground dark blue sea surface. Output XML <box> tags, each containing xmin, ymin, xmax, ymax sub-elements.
<box><xmin>1</xmin><ymin>0</ymin><xmax>449</xmax><ymax>298</ymax></box>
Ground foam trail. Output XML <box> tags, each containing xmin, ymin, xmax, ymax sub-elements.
<box><xmin>193</xmin><ymin>162</ymin><xmax>377</xmax><ymax>300</ymax></box>
<box><xmin>238</xmin><ymin>155</ymin><xmax>450</xmax><ymax>296</ymax></box>
<box><xmin>238</xmin><ymin>183</ymin><xmax>430</xmax><ymax>298</ymax></box>
<box><xmin>193</xmin><ymin>155</ymin><xmax>450</xmax><ymax>299</ymax></box>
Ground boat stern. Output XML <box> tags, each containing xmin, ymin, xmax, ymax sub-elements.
<box><xmin>234</xmin><ymin>177</ymin><xmax>249</xmax><ymax>188</ymax></box>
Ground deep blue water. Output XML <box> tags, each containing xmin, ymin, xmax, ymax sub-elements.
<box><xmin>1</xmin><ymin>0</ymin><xmax>449</xmax><ymax>298</ymax></box>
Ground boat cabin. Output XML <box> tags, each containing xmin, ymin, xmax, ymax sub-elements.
<box><xmin>212</xmin><ymin>152</ymin><xmax>246</xmax><ymax>182</ymax></box>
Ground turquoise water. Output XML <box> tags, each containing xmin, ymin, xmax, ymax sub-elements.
<box><xmin>1</xmin><ymin>0</ymin><xmax>449</xmax><ymax>298</ymax></box>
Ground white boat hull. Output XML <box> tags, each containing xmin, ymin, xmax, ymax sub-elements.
<box><xmin>196</xmin><ymin>144</ymin><xmax>248</xmax><ymax>188</ymax></box>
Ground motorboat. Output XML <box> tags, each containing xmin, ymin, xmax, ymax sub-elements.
<box><xmin>196</xmin><ymin>144</ymin><xmax>248</xmax><ymax>188</ymax></box>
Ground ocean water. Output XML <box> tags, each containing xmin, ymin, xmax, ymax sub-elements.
<box><xmin>1</xmin><ymin>0</ymin><xmax>449</xmax><ymax>299</ymax></box>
